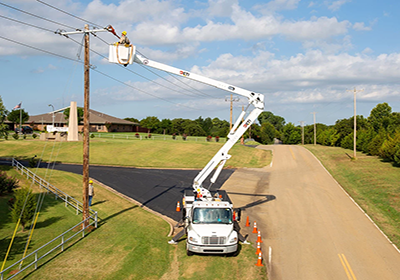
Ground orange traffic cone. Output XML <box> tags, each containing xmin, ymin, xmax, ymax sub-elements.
<box><xmin>257</xmin><ymin>230</ymin><xmax>263</xmax><ymax>243</ymax></box>
<box><xmin>255</xmin><ymin>241</ymin><xmax>261</xmax><ymax>255</ymax></box>
<box><xmin>245</xmin><ymin>216</ymin><xmax>250</xmax><ymax>227</ymax></box>
<box><xmin>176</xmin><ymin>201</ymin><xmax>181</xmax><ymax>212</ymax></box>
<box><xmin>252</xmin><ymin>221</ymin><xmax>258</xmax><ymax>233</ymax></box>
<box><xmin>255</xmin><ymin>252</ymin><xmax>263</xmax><ymax>266</ymax></box>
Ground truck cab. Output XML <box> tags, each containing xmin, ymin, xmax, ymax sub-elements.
<box><xmin>184</xmin><ymin>190</ymin><xmax>238</xmax><ymax>255</ymax></box>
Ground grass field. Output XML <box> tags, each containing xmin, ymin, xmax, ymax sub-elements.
<box><xmin>304</xmin><ymin>145</ymin><xmax>400</xmax><ymax>248</ymax></box>
<box><xmin>0</xmin><ymin>167</ymin><xmax>267</xmax><ymax>279</ymax></box>
<box><xmin>0</xmin><ymin>138</ymin><xmax>271</xmax><ymax>169</ymax></box>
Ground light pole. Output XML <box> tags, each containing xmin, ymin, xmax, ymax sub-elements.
<box><xmin>48</xmin><ymin>104</ymin><xmax>55</xmax><ymax>128</ymax></box>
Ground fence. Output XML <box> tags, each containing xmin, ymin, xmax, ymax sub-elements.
<box><xmin>0</xmin><ymin>159</ymin><xmax>98</xmax><ymax>280</ymax></box>
<box><xmin>90</xmin><ymin>133</ymin><xmax>227</xmax><ymax>143</ymax></box>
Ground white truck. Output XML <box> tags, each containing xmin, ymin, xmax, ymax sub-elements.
<box><xmin>109</xmin><ymin>42</ymin><xmax>264</xmax><ymax>255</ymax></box>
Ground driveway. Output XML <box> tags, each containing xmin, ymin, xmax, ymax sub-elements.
<box><xmin>222</xmin><ymin>145</ymin><xmax>400</xmax><ymax>280</ymax></box>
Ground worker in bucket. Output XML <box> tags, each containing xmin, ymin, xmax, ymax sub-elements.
<box><xmin>119</xmin><ymin>31</ymin><xmax>130</xmax><ymax>45</ymax></box>
<box><xmin>88</xmin><ymin>180</ymin><xmax>94</xmax><ymax>206</ymax></box>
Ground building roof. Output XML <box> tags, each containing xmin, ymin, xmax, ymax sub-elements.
<box><xmin>26</xmin><ymin>108</ymin><xmax>138</xmax><ymax>125</ymax></box>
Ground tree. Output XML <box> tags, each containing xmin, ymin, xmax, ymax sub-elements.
<box><xmin>368</xmin><ymin>102</ymin><xmax>392</xmax><ymax>132</ymax></box>
<box><xmin>195</xmin><ymin>116</ymin><xmax>213</xmax><ymax>135</ymax></box>
<box><xmin>7</xmin><ymin>109</ymin><xmax>29</xmax><ymax>128</ymax></box>
<box><xmin>11</xmin><ymin>188</ymin><xmax>37</xmax><ymax>231</ymax></box>
<box><xmin>258</xmin><ymin>111</ymin><xmax>286</xmax><ymax>132</ymax></box>
<box><xmin>140</xmin><ymin>116</ymin><xmax>160</xmax><ymax>133</ymax></box>
<box><xmin>63</xmin><ymin>107</ymin><xmax>84</xmax><ymax>124</ymax></box>
<box><xmin>0</xmin><ymin>96</ymin><xmax>8</xmax><ymax>138</ymax></box>
<box><xmin>159</xmin><ymin>119</ymin><xmax>172</xmax><ymax>135</ymax></box>
<box><xmin>282</xmin><ymin>123</ymin><xmax>301</xmax><ymax>144</ymax></box>
<box><xmin>124</xmin><ymin>117</ymin><xmax>139</xmax><ymax>123</ymax></box>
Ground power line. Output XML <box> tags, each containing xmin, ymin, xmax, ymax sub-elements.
<box><xmin>0</xmin><ymin>2</ymin><xmax>78</xmax><ymax>30</ymax></box>
<box><xmin>36</xmin><ymin>0</ymin><xmax>102</xmax><ymax>28</ymax></box>
<box><xmin>0</xmin><ymin>34</ymin><xmax>208</xmax><ymax>111</ymax></box>
<box><xmin>29</xmin><ymin>0</ymin><xmax>219</xmax><ymax>100</ymax></box>
<box><xmin>0</xmin><ymin>14</ymin><xmax>58</xmax><ymax>33</ymax></box>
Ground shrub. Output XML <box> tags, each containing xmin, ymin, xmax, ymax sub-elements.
<box><xmin>182</xmin><ymin>133</ymin><xmax>187</xmax><ymax>141</ymax></box>
<box><xmin>206</xmin><ymin>135</ymin><xmax>212</xmax><ymax>142</ymax></box>
<box><xmin>135</xmin><ymin>133</ymin><xmax>140</xmax><ymax>138</ymax></box>
<box><xmin>32</xmin><ymin>133</ymin><xmax>38</xmax><ymax>139</ymax></box>
<box><xmin>90</xmin><ymin>133</ymin><xmax>95</xmax><ymax>138</ymax></box>
<box><xmin>148</xmin><ymin>133</ymin><xmax>152</xmax><ymax>139</ymax></box>
<box><xmin>172</xmin><ymin>133</ymin><xmax>176</xmax><ymax>140</ymax></box>
<box><xmin>11</xmin><ymin>188</ymin><xmax>37</xmax><ymax>231</ymax></box>
<box><xmin>23</xmin><ymin>134</ymin><xmax>27</xmax><ymax>139</ymax></box>
<box><xmin>0</xmin><ymin>171</ymin><xmax>19</xmax><ymax>195</ymax></box>
<box><xmin>12</xmin><ymin>133</ymin><xmax>19</xmax><ymax>140</ymax></box>
<box><xmin>215</xmin><ymin>136</ymin><xmax>220</xmax><ymax>142</ymax></box>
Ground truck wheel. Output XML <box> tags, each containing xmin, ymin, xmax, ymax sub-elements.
<box><xmin>186</xmin><ymin>249</ymin><xmax>194</xmax><ymax>256</ymax></box>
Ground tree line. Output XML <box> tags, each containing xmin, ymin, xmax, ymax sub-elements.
<box><xmin>250</xmin><ymin>103</ymin><xmax>400</xmax><ymax>165</ymax></box>
<box><xmin>124</xmin><ymin>116</ymin><xmax>231</xmax><ymax>137</ymax></box>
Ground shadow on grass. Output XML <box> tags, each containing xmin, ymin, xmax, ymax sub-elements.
<box><xmin>91</xmin><ymin>200</ymin><xmax>107</xmax><ymax>206</ymax></box>
<box><xmin>0</xmin><ymin>234</ymin><xmax>30</xmax><ymax>263</ymax></box>
<box><xmin>34</xmin><ymin>216</ymin><xmax>64</xmax><ymax>229</ymax></box>
<box><xmin>97</xmin><ymin>205</ymin><xmax>138</xmax><ymax>226</ymax></box>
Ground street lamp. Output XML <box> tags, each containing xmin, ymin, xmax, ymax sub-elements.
<box><xmin>48</xmin><ymin>104</ymin><xmax>55</xmax><ymax>128</ymax></box>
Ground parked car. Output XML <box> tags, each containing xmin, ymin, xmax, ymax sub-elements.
<box><xmin>15</xmin><ymin>126</ymin><xmax>33</xmax><ymax>134</ymax></box>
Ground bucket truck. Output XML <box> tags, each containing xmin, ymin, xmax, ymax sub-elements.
<box><xmin>109</xmin><ymin>43</ymin><xmax>264</xmax><ymax>255</ymax></box>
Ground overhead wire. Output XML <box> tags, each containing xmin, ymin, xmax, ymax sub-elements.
<box><xmin>32</xmin><ymin>0</ymin><xmax>221</xmax><ymax>99</ymax></box>
<box><xmin>0</xmin><ymin>2</ymin><xmax>78</xmax><ymax>30</ymax></box>
<box><xmin>36</xmin><ymin>0</ymin><xmax>102</xmax><ymax>28</ymax></box>
<box><xmin>0</xmin><ymin>34</ymin><xmax>206</xmax><ymax>111</ymax></box>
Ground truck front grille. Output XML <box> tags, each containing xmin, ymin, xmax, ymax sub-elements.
<box><xmin>202</xmin><ymin>236</ymin><xmax>226</xmax><ymax>245</ymax></box>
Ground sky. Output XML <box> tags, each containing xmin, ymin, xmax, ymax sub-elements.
<box><xmin>0</xmin><ymin>0</ymin><xmax>399</xmax><ymax>126</ymax></box>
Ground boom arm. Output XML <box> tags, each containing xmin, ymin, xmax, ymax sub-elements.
<box><xmin>110</xmin><ymin>46</ymin><xmax>264</xmax><ymax>200</ymax></box>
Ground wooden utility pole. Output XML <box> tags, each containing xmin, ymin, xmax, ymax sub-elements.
<box><xmin>311</xmin><ymin>112</ymin><xmax>317</xmax><ymax>145</ymax></box>
<box><xmin>82</xmin><ymin>24</ymin><xmax>90</xmax><ymax>228</ymax></box>
<box><xmin>347</xmin><ymin>87</ymin><xmax>364</xmax><ymax>159</ymax></box>
<box><xmin>225</xmin><ymin>94</ymin><xmax>239</xmax><ymax>130</ymax></box>
<box><xmin>299</xmin><ymin>121</ymin><xmax>305</xmax><ymax>145</ymax></box>
<box><xmin>60</xmin><ymin>26</ymin><xmax>108</xmax><ymax>230</ymax></box>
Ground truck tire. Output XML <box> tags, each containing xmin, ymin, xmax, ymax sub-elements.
<box><xmin>186</xmin><ymin>249</ymin><xmax>194</xmax><ymax>256</ymax></box>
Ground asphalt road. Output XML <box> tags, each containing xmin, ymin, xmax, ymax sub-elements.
<box><xmin>46</xmin><ymin>163</ymin><xmax>234</xmax><ymax>222</ymax></box>
<box><xmin>223</xmin><ymin>145</ymin><xmax>400</xmax><ymax>280</ymax></box>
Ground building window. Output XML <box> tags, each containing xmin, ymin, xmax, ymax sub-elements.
<box><xmin>97</xmin><ymin>125</ymin><xmax>103</xmax><ymax>130</ymax></box>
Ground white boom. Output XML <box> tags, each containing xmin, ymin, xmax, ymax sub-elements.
<box><xmin>109</xmin><ymin>45</ymin><xmax>264</xmax><ymax>200</ymax></box>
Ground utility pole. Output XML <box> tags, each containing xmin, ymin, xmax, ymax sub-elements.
<box><xmin>299</xmin><ymin>121</ymin><xmax>305</xmax><ymax>145</ymax></box>
<box><xmin>225</xmin><ymin>94</ymin><xmax>240</xmax><ymax>130</ymax></box>
<box><xmin>347</xmin><ymin>87</ymin><xmax>364</xmax><ymax>159</ymax></box>
<box><xmin>311</xmin><ymin>112</ymin><xmax>317</xmax><ymax>145</ymax></box>
<box><xmin>60</xmin><ymin>25</ymin><xmax>108</xmax><ymax>229</ymax></box>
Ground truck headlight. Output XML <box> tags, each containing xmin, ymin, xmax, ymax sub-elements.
<box><xmin>229</xmin><ymin>237</ymin><xmax>237</xmax><ymax>243</ymax></box>
<box><xmin>189</xmin><ymin>236</ymin><xmax>198</xmax><ymax>243</ymax></box>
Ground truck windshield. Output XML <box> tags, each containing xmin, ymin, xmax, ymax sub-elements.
<box><xmin>192</xmin><ymin>208</ymin><xmax>232</xmax><ymax>224</ymax></box>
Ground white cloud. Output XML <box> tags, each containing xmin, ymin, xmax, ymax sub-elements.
<box><xmin>207</xmin><ymin>0</ymin><xmax>238</xmax><ymax>17</ymax></box>
<box><xmin>353</xmin><ymin>22</ymin><xmax>372</xmax><ymax>31</ymax></box>
<box><xmin>254</xmin><ymin>0</ymin><xmax>301</xmax><ymax>13</ymax></box>
<box><xmin>327</xmin><ymin>0</ymin><xmax>352</xmax><ymax>12</ymax></box>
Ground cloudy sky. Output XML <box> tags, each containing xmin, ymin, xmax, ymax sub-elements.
<box><xmin>1</xmin><ymin>0</ymin><xmax>399</xmax><ymax>126</ymax></box>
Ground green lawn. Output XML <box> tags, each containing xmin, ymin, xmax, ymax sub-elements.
<box><xmin>304</xmin><ymin>145</ymin><xmax>400</xmax><ymax>248</ymax></box>
<box><xmin>1</xmin><ymin>167</ymin><xmax>267</xmax><ymax>279</ymax></box>
<box><xmin>0</xmin><ymin>138</ymin><xmax>271</xmax><ymax>169</ymax></box>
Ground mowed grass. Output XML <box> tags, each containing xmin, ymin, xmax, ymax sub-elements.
<box><xmin>304</xmin><ymin>145</ymin><xmax>400</xmax><ymax>248</ymax></box>
<box><xmin>1</xmin><ymin>168</ymin><xmax>267</xmax><ymax>279</ymax></box>
<box><xmin>0</xmin><ymin>138</ymin><xmax>271</xmax><ymax>168</ymax></box>
<box><xmin>0</xmin><ymin>166</ymin><xmax>82</xmax><ymax>275</ymax></box>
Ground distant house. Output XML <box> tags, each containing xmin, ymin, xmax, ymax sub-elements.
<box><xmin>24</xmin><ymin>109</ymin><xmax>140</xmax><ymax>133</ymax></box>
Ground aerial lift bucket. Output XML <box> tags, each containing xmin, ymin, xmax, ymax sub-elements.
<box><xmin>109</xmin><ymin>44</ymin><xmax>135</xmax><ymax>65</ymax></box>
